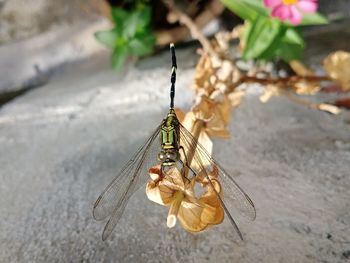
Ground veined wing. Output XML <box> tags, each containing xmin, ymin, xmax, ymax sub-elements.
<box><xmin>179</xmin><ymin>123</ymin><xmax>256</xmax><ymax>240</ymax></box>
<box><xmin>93</xmin><ymin>123</ymin><xmax>162</xmax><ymax>240</ymax></box>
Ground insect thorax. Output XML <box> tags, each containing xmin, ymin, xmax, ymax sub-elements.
<box><xmin>158</xmin><ymin>109</ymin><xmax>180</xmax><ymax>166</ymax></box>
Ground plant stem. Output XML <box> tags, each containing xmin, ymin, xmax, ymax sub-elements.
<box><xmin>181</xmin><ymin>119</ymin><xmax>205</xmax><ymax>179</ymax></box>
<box><xmin>243</xmin><ymin>75</ymin><xmax>330</xmax><ymax>85</ymax></box>
<box><xmin>167</xmin><ymin>190</ymin><xmax>184</xmax><ymax>228</ymax></box>
<box><xmin>226</xmin><ymin>75</ymin><xmax>330</xmax><ymax>94</ymax></box>
<box><xmin>162</xmin><ymin>0</ymin><xmax>217</xmax><ymax>56</ymax></box>
<box><xmin>156</xmin><ymin>0</ymin><xmax>224</xmax><ymax>46</ymax></box>
<box><xmin>281</xmin><ymin>90</ymin><xmax>341</xmax><ymax>114</ymax></box>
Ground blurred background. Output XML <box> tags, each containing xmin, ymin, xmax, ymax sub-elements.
<box><xmin>0</xmin><ymin>1</ymin><xmax>350</xmax><ymax>262</ymax></box>
<box><xmin>1</xmin><ymin>0</ymin><xmax>350</xmax><ymax>98</ymax></box>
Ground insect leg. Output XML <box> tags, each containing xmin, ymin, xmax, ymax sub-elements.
<box><xmin>179</xmin><ymin>146</ymin><xmax>197</xmax><ymax>176</ymax></box>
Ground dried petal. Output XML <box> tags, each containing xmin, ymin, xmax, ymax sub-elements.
<box><xmin>228</xmin><ymin>90</ymin><xmax>245</xmax><ymax>108</ymax></box>
<box><xmin>201</xmin><ymin>202</ymin><xmax>224</xmax><ymax>226</ymax></box>
<box><xmin>289</xmin><ymin>60</ymin><xmax>314</xmax><ymax>76</ymax></box>
<box><xmin>192</xmin><ymin>96</ymin><xmax>231</xmax><ymax>139</ymax></box>
<box><xmin>178</xmin><ymin>200</ymin><xmax>206</xmax><ymax>232</ymax></box>
<box><xmin>146</xmin><ymin>180</ymin><xmax>174</xmax><ymax>206</ymax></box>
<box><xmin>214</xmin><ymin>31</ymin><xmax>231</xmax><ymax>52</ymax></box>
<box><xmin>193</xmin><ymin>53</ymin><xmax>215</xmax><ymax>94</ymax></box>
<box><xmin>215</xmin><ymin>96</ymin><xmax>232</xmax><ymax>126</ymax></box>
<box><xmin>146</xmin><ymin>166</ymin><xmax>182</xmax><ymax>206</ymax></box>
<box><xmin>217</xmin><ymin>60</ymin><xmax>234</xmax><ymax>82</ymax></box>
<box><xmin>294</xmin><ymin>80</ymin><xmax>320</xmax><ymax>95</ymax></box>
<box><xmin>196</xmin><ymin>165</ymin><xmax>220</xmax><ymax>185</ymax></box>
<box><xmin>324</xmin><ymin>51</ymin><xmax>350</xmax><ymax>91</ymax></box>
<box><xmin>192</xmin><ymin>96</ymin><xmax>216</xmax><ymax>121</ymax></box>
<box><xmin>178</xmin><ymin>175</ymin><xmax>224</xmax><ymax>231</ymax></box>
<box><xmin>200</xmin><ymin>189</ymin><xmax>224</xmax><ymax>225</ymax></box>
<box><xmin>318</xmin><ymin>104</ymin><xmax>341</xmax><ymax>115</ymax></box>
<box><xmin>260</xmin><ymin>85</ymin><xmax>280</xmax><ymax>103</ymax></box>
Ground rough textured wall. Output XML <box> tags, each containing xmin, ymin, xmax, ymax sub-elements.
<box><xmin>318</xmin><ymin>0</ymin><xmax>350</xmax><ymax>16</ymax></box>
<box><xmin>0</xmin><ymin>0</ymin><xmax>102</xmax><ymax>45</ymax></box>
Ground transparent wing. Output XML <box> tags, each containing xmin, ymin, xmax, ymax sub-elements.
<box><xmin>179</xmin><ymin>123</ymin><xmax>256</xmax><ymax>240</ymax></box>
<box><xmin>93</xmin><ymin>123</ymin><xmax>162</xmax><ymax>240</ymax></box>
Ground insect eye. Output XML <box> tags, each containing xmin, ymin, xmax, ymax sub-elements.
<box><xmin>158</xmin><ymin>152</ymin><xmax>166</xmax><ymax>161</ymax></box>
<box><xmin>166</xmin><ymin>152</ymin><xmax>177</xmax><ymax>160</ymax></box>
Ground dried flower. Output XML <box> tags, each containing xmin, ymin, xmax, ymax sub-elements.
<box><xmin>146</xmin><ymin>165</ymin><xmax>224</xmax><ymax>232</ymax></box>
<box><xmin>193</xmin><ymin>53</ymin><xmax>241</xmax><ymax>97</ymax></box>
<box><xmin>178</xmin><ymin>95</ymin><xmax>232</xmax><ymax>146</ymax></box>
<box><xmin>193</xmin><ymin>53</ymin><xmax>216</xmax><ymax>95</ymax></box>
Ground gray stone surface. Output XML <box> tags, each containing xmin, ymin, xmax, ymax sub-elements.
<box><xmin>0</xmin><ymin>0</ymin><xmax>102</xmax><ymax>45</ymax></box>
<box><xmin>0</xmin><ymin>46</ymin><xmax>350</xmax><ymax>263</ymax></box>
<box><xmin>0</xmin><ymin>0</ymin><xmax>110</xmax><ymax>94</ymax></box>
<box><xmin>318</xmin><ymin>0</ymin><xmax>350</xmax><ymax>17</ymax></box>
<box><xmin>0</xmin><ymin>19</ymin><xmax>109</xmax><ymax>94</ymax></box>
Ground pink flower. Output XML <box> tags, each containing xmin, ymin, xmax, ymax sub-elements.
<box><xmin>264</xmin><ymin>0</ymin><xmax>318</xmax><ymax>25</ymax></box>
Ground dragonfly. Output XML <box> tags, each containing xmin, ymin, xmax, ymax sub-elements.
<box><xmin>93</xmin><ymin>44</ymin><xmax>256</xmax><ymax>241</ymax></box>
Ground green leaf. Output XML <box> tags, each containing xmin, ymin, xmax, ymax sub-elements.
<box><xmin>241</xmin><ymin>21</ymin><xmax>253</xmax><ymax>46</ymax></box>
<box><xmin>129</xmin><ymin>33</ymin><xmax>155</xmax><ymax>56</ymax></box>
<box><xmin>276</xmin><ymin>42</ymin><xmax>304</xmax><ymax>61</ymax></box>
<box><xmin>111</xmin><ymin>8</ymin><xmax>128</xmax><ymax>26</ymax></box>
<box><xmin>221</xmin><ymin>0</ymin><xmax>269</xmax><ymax>20</ymax></box>
<box><xmin>256</xmin><ymin>26</ymin><xmax>305</xmax><ymax>62</ymax></box>
<box><xmin>243</xmin><ymin>17</ymin><xmax>282</xmax><ymax>59</ymax></box>
<box><xmin>99</xmin><ymin>6</ymin><xmax>155</xmax><ymax>70</ymax></box>
<box><xmin>260</xmin><ymin>34</ymin><xmax>304</xmax><ymax>61</ymax></box>
<box><xmin>220</xmin><ymin>0</ymin><xmax>258</xmax><ymax>21</ymax></box>
<box><xmin>135</xmin><ymin>6</ymin><xmax>152</xmax><ymax>31</ymax></box>
<box><xmin>112</xmin><ymin>45</ymin><xmax>128</xmax><ymax>70</ymax></box>
<box><xmin>300</xmin><ymin>12</ymin><xmax>328</xmax><ymax>26</ymax></box>
<box><xmin>94</xmin><ymin>29</ymin><xmax>119</xmax><ymax>49</ymax></box>
<box><xmin>123</xmin><ymin>6</ymin><xmax>152</xmax><ymax>38</ymax></box>
<box><xmin>241</xmin><ymin>0</ymin><xmax>269</xmax><ymax>17</ymax></box>
<box><xmin>123</xmin><ymin>12</ymin><xmax>140</xmax><ymax>38</ymax></box>
<box><xmin>282</xmin><ymin>28</ymin><xmax>305</xmax><ymax>47</ymax></box>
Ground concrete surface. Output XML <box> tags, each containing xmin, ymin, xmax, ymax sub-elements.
<box><xmin>0</xmin><ymin>46</ymin><xmax>350</xmax><ymax>263</ymax></box>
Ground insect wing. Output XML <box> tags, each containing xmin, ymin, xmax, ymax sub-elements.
<box><xmin>93</xmin><ymin>124</ymin><xmax>162</xmax><ymax>240</ymax></box>
<box><xmin>179</xmin><ymin>123</ymin><xmax>256</xmax><ymax>239</ymax></box>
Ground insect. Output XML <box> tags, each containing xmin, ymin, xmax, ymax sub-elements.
<box><xmin>93</xmin><ymin>44</ymin><xmax>256</xmax><ymax>241</ymax></box>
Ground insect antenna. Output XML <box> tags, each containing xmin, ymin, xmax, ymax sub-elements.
<box><xmin>170</xmin><ymin>43</ymin><xmax>177</xmax><ymax>109</ymax></box>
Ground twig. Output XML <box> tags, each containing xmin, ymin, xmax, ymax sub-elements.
<box><xmin>162</xmin><ymin>0</ymin><xmax>219</xmax><ymax>56</ymax></box>
<box><xmin>226</xmin><ymin>75</ymin><xmax>330</xmax><ymax>94</ymax></box>
<box><xmin>282</xmin><ymin>91</ymin><xmax>341</xmax><ymax>114</ymax></box>
<box><xmin>243</xmin><ymin>75</ymin><xmax>330</xmax><ymax>85</ymax></box>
